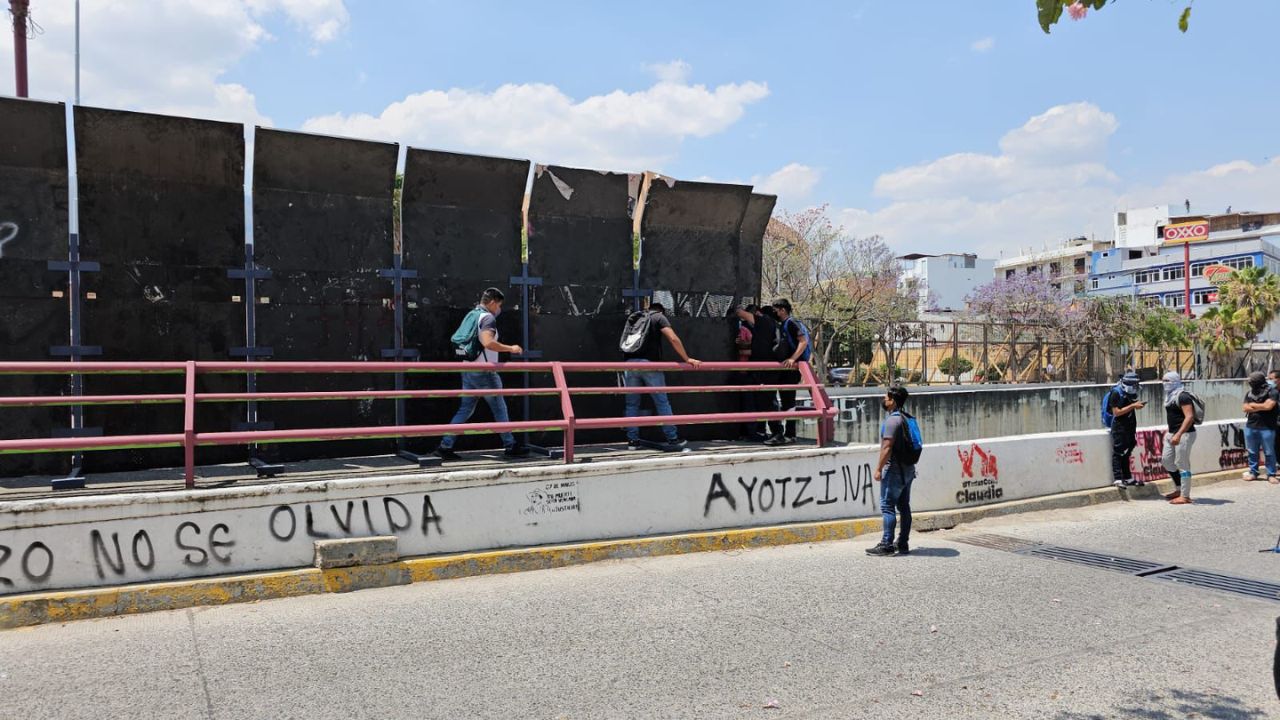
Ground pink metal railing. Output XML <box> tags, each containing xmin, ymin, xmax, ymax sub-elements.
<box><xmin>0</xmin><ymin>360</ymin><xmax>838</xmax><ymax>488</ymax></box>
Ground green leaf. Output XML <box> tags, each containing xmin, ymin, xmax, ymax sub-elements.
<box><xmin>1037</xmin><ymin>0</ymin><xmax>1066</xmax><ymax>33</ymax></box>
<box><xmin>1178</xmin><ymin>6</ymin><xmax>1191</xmax><ymax>33</ymax></box>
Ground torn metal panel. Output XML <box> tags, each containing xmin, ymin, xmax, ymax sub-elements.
<box><xmin>0</xmin><ymin>97</ymin><xmax>69</xmax><ymax>264</ymax></box>
<box><xmin>639</xmin><ymin>179</ymin><xmax>752</xmax><ymax>296</ymax></box>
<box><xmin>401</xmin><ymin>148</ymin><xmax>527</xmax><ymax>304</ymax></box>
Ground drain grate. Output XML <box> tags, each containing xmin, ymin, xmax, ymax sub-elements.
<box><xmin>1019</xmin><ymin>545</ymin><xmax>1173</xmax><ymax>576</ymax></box>
<box><xmin>1154</xmin><ymin>568</ymin><xmax>1280</xmax><ymax>603</ymax></box>
<box><xmin>951</xmin><ymin>533</ymin><xmax>1044</xmax><ymax>553</ymax></box>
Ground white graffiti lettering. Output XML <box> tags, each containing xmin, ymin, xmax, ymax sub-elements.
<box><xmin>0</xmin><ymin>221</ymin><xmax>18</xmax><ymax>258</ymax></box>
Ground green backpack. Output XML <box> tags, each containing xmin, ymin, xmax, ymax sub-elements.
<box><xmin>450</xmin><ymin>307</ymin><xmax>486</xmax><ymax>361</ymax></box>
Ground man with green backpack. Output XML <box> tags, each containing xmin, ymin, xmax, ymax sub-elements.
<box><xmin>436</xmin><ymin>287</ymin><xmax>529</xmax><ymax>461</ymax></box>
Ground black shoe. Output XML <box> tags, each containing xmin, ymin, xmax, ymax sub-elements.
<box><xmin>763</xmin><ymin>435</ymin><xmax>786</xmax><ymax>446</ymax></box>
<box><xmin>665</xmin><ymin>438</ymin><xmax>688</xmax><ymax>450</ymax></box>
<box><xmin>783</xmin><ymin>435</ymin><xmax>797</xmax><ymax>445</ymax></box>
<box><xmin>896</xmin><ymin>543</ymin><xmax>910</xmax><ymax>556</ymax></box>
<box><xmin>435</xmin><ymin>447</ymin><xmax>461</xmax><ymax>461</ymax></box>
<box><xmin>865</xmin><ymin>543</ymin><xmax>896</xmax><ymax>557</ymax></box>
<box><xmin>626</xmin><ymin>439</ymin><xmax>644</xmax><ymax>450</ymax></box>
<box><xmin>503</xmin><ymin>445</ymin><xmax>531</xmax><ymax>458</ymax></box>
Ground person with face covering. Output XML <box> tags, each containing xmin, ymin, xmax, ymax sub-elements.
<box><xmin>1161</xmin><ymin>372</ymin><xmax>1197</xmax><ymax>504</ymax></box>
<box><xmin>1241</xmin><ymin>371</ymin><xmax>1279</xmax><ymax>481</ymax></box>
<box><xmin>1270</xmin><ymin>371</ymin><xmax>1280</xmax><ymax>484</ymax></box>
<box><xmin>1109</xmin><ymin>371</ymin><xmax>1146</xmax><ymax>488</ymax></box>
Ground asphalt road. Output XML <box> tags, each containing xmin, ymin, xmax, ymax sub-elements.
<box><xmin>3</xmin><ymin>481</ymin><xmax>1278</xmax><ymax>719</ymax></box>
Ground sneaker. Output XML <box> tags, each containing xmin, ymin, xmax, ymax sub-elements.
<box><xmin>1163</xmin><ymin>489</ymin><xmax>1182</xmax><ymax>501</ymax></box>
<box><xmin>896</xmin><ymin>543</ymin><xmax>911</xmax><ymax>556</ymax></box>
<box><xmin>1271</xmin><ymin>477</ymin><xmax>1280</xmax><ymax>486</ymax></box>
<box><xmin>1168</xmin><ymin>496</ymin><xmax>1193</xmax><ymax>505</ymax></box>
<box><xmin>865</xmin><ymin>543</ymin><xmax>896</xmax><ymax>557</ymax></box>
<box><xmin>503</xmin><ymin>445</ymin><xmax>531</xmax><ymax>458</ymax></box>
<box><xmin>764</xmin><ymin>435</ymin><xmax>787</xmax><ymax>446</ymax></box>
<box><xmin>434</xmin><ymin>447</ymin><xmax>461</xmax><ymax>461</ymax></box>
<box><xmin>782</xmin><ymin>435</ymin><xmax>797</xmax><ymax>445</ymax></box>
<box><xmin>626</xmin><ymin>439</ymin><xmax>644</xmax><ymax>450</ymax></box>
<box><xmin>1111</xmin><ymin>479</ymin><xmax>1126</xmax><ymax>488</ymax></box>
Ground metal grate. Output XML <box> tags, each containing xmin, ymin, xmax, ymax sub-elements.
<box><xmin>1019</xmin><ymin>545</ymin><xmax>1174</xmax><ymax>576</ymax></box>
<box><xmin>1154</xmin><ymin>568</ymin><xmax>1280</xmax><ymax>603</ymax></box>
<box><xmin>950</xmin><ymin>533</ymin><xmax>1044</xmax><ymax>553</ymax></box>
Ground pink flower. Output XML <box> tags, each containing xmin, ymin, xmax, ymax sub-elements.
<box><xmin>1067</xmin><ymin>2</ymin><xmax>1087</xmax><ymax>21</ymax></box>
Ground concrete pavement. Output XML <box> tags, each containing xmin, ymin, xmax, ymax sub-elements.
<box><xmin>2</xmin><ymin>481</ymin><xmax>1277</xmax><ymax>719</ymax></box>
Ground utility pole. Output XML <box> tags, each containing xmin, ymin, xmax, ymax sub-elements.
<box><xmin>75</xmin><ymin>0</ymin><xmax>80</xmax><ymax>104</ymax></box>
<box><xmin>10</xmin><ymin>0</ymin><xmax>29</xmax><ymax>97</ymax></box>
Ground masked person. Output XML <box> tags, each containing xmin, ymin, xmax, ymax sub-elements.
<box><xmin>1161</xmin><ymin>372</ymin><xmax>1196</xmax><ymax>504</ymax></box>
<box><xmin>1109</xmin><ymin>371</ymin><xmax>1145</xmax><ymax>488</ymax></box>
<box><xmin>1242</xmin><ymin>371</ymin><xmax>1278</xmax><ymax>481</ymax></box>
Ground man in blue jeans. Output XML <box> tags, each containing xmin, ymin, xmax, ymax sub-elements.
<box><xmin>1242</xmin><ymin>371</ymin><xmax>1278</xmax><ymax>481</ymax></box>
<box><xmin>623</xmin><ymin>302</ymin><xmax>701</xmax><ymax>449</ymax></box>
<box><xmin>436</xmin><ymin>287</ymin><xmax>530</xmax><ymax>461</ymax></box>
<box><xmin>867</xmin><ymin>385</ymin><xmax>915</xmax><ymax>556</ymax></box>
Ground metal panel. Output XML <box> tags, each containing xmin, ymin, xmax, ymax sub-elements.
<box><xmin>74</xmin><ymin>106</ymin><xmax>245</xmax><ymax>471</ymax></box>
<box><xmin>639</xmin><ymin>178</ymin><xmax>752</xmax><ymax>297</ymax></box>
<box><xmin>401</xmin><ymin>148</ymin><xmax>527</xmax><ymax>306</ymax></box>
<box><xmin>738</xmin><ymin>193</ymin><xmax>775</xmax><ymax>302</ymax></box>
<box><xmin>0</xmin><ymin>98</ymin><xmax>70</xmax><ymax>476</ymax></box>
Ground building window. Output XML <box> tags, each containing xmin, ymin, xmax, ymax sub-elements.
<box><xmin>1074</xmin><ymin>258</ymin><xmax>1086</xmax><ymax>273</ymax></box>
<box><xmin>1133</xmin><ymin>270</ymin><xmax>1155</xmax><ymax>284</ymax></box>
<box><xmin>1190</xmin><ymin>262</ymin><xmax>1209</xmax><ymax>277</ymax></box>
<box><xmin>1091</xmin><ymin>278</ymin><xmax>1099</xmax><ymax>290</ymax></box>
<box><xmin>1162</xmin><ymin>294</ymin><xmax>1185</xmax><ymax>309</ymax></box>
<box><xmin>1223</xmin><ymin>256</ymin><xmax>1255</xmax><ymax>270</ymax></box>
<box><xmin>1027</xmin><ymin>265</ymin><xmax>1041</xmax><ymax>275</ymax></box>
<box><xmin>964</xmin><ymin>256</ymin><xmax>975</xmax><ymax>269</ymax></box>
<box><xmin>1161</xmin><ymin>266</ymin><xmax>1185</xmax><ymax>282</ymax></box>
<box><xmin>1005</xmin><ymin>269</ymin><xmax>1015</xmax><ymax>279</ymax></box>
<box><xmin>1117</xmin><ymin>212</ymin><xmax>1127</xmax><ymax>226</ymax></box>
<box><xmin>1192</xmin><ymin>289</ymin><xmax>1216</xmax><ymax>305</ymax></box>
<box><xmin>1141</xmin><ymin>296</ymin><xmax>1160</xmax><ymax>308</ymax></box>
<box><xmin>1049</xmin><ymin>262</ymin><xmax>1061</xmax><ymax>277</ymax></box>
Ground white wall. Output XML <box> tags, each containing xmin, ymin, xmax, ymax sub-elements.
<box><xmin>0</xmin><ymin>420</ymin><xmax>1251</xmax><ymax>596</ymax></box>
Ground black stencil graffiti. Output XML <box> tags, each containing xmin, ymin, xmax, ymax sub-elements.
<box><xmin>176</xmin><ymin>522</ymin><xmax>235</xmax><ymax>567</ymax></box>
<box><xmin>0</xmin><ymin>541</ymin><xmax>54</xmax><ymax>586</ymax></box>
<box><xmin>90</xmin><ymin>529</ymin><xmax>156</xmax><ymax>579</ymax></box>
<box><xmin>704</xmin><ymin>464</ymin><xmax>876</xmax><ymax>517</ymax></box>
<box><xmin>1218</xmin><ymin>423</ymin><xmax>1247</xmax><ymax>469</ymax></box>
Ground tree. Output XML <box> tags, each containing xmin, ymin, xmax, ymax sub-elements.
<box><xmin>1133</xmin><ymin>306</ymin><xmax>1194</xmax><ymax>374</ymax></box>
<box><xmin>1037</xmin><ymin>0</ymin><xmax>1192</xmax><ymax>34</ymax></box>
<box><xmin>1079</xmin><ymin>296</ymin><xmax>1144</xmax><ymax>380</ymax></box>
<box><xmin>1195</xmin><ymin>305</ymin><xmax>1251</xmax><ymax>378</ymax></box>
<box><xmin>764</xmin><ymin>208</ymin><xmax>909</xmax><ymax>377</ymax></box>
<box><xmin>965</xmin><ymin>274</ymin><xmax>1072</xmax><ymax>382</ymax></box>
<box><xmin>1218</xmin><ymin>266</ymin><xmax>1280</xmax><ymax>337</ymax></box>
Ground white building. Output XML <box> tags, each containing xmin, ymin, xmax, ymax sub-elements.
<box><xmin>1113</xmin><ymin>205</ymin><xmax>1171</xmax><ymax>248</ymax></box>
<box><xmin>897</xmin><ymin>253</ymin><xmax>996</xmax><ymax>312</ymax></box>
<box><xmin>994</xmin><ymin>237</ymin><xmax>1113</xmax><ymax>295</ymax></box>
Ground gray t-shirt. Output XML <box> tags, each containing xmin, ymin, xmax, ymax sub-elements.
<box><xmin>474</xmin><ymin>311</ymin><xmax>499</xmax><ymax>363</ymax></box>
<box><xmin>881</xmin><ymin>413</ymin><xmax>904</xmax><ymax>442</ymax></box>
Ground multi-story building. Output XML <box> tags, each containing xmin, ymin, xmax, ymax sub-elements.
<box><xmin>1090</xmin><ymin>209</ymin><xmax>1280</xmax><ymax>320</ymax></box>
<box><xmin>993</xmin><ymin>236</ymin><xmax>1112</xmax><ymax>295</ymax></box>
<box><xmin>897</xmin><ymin>253</ymin><xmax>996</xmax><ymax>312</ymax></box>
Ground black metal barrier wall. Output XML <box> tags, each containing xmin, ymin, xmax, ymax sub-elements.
<box><xmin>0</xmin><ymin>98</ymin><xmax>774</xmax><ymax>476</ymax></box>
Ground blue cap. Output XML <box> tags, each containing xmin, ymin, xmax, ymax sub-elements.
<box><xmin>1121</xmin><ymin>371</ymin><xmax>1140</xmax><ymax>386</ymax></box>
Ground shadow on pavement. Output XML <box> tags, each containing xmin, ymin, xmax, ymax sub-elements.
<box><xmin>1052</xmin><ymin>688</ymin><xmax>1269</xmax><ymax>719</ymax></box>
<box><xmin>1188</xmin><ymin>497</ymin><xmax>1235</xmax><ymax>506</ymax></box>
<box><xmin>902</xmin><ymin>547</ymin><xmax>959</xmax><ymax>558</ymax></box>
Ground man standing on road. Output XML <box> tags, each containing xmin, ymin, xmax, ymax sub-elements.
<box><xmin>1161</xmin><ymin>371</ymin><xmax>1197</xmax><ymax>505</ymax></box>
<box><xmin>1269</xmin><ymin>370</ymin><xmax>1280</xmax><ymax>484</ymax></box>
<box><xmin>735</xmin><ymin>304</ymin><xmax>784</xmax><ymax>442</ymax></box>
<box><xmin>1109</xmin><ymin>371</ymin><xmax>1145</xmax><ymax>488</ymax></box>
<box><xmin>769</xmin><ymin>299</ymin><xmax>811</xmax><ymax>446</ymax></box>
<box><xmin>436</xmin><ymin>288</ymin><xmax>529</xmax><ymax>461</ymax></box>
<box><xmin>868</xmin><ymin>384</ymin><xmax>915</xmax><ymax>557</ymax></box>
<box><xmin>623</xmin><ymin>302</ymin><xmax>701</xmax><ymax>449</ymax></box>
<box><xmin>1242</xmin><ymin>371</ymin><xmax>1278</xmax><ymax>481</ymax></box>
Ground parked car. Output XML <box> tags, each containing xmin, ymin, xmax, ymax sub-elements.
<box><xmin>827</xmin><ymin>367</ymin><xmax>854</xmax><ymax>386</ymax></box>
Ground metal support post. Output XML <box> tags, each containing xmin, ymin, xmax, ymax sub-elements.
<box><xmin>378</xmin><ymin>252</ymin><xmax>438</xmax><ymax>468</ymax></box>
<box><xmin>229</xmin><ymin>244</ymin><xmax>282</xmax><ymax>477</ymax></box>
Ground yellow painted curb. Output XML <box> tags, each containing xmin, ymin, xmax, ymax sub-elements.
<box><xmin>0</xmin><ymin>467</ymin><xmax>1250</xmax><ymax>631</ymax></box>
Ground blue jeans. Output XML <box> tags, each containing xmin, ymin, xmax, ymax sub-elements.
<box><xmin>623</xmin><ymin>360</ymin><xmax>678</xmax><ymax>442</ymax></box>
<box><xmin>1244</xmin><ymin>426</ymin><xmax>1276</xmax><ymax>477</ymax></box>
<box><xmin>439</xmin><ymin>371</ymin><xmax>516</xmax><ymax>450</ymax></box>
<box><xmin>880</xmin><ymin>463</ymin><xmax>915</xmax><ymax>547</ymax></box>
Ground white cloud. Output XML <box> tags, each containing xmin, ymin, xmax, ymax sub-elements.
<box><xmin>752</xmin><ymin>163</ymin><xmax>821</xmax><ymax>208</ymax></box>
<box><xmin>302</xmin><ymin>71</ymin><xmax>769</xmax><ymax>170</ymax></box>
<box><xmin>837</xmin><ymin>102</ymin><xmax>1277</xmax><ymax>258</ymax></box>
<box><xmin>970</xmin><ymin>37</ymin><xmax>995</xmax><ymax>52</ymax></box>
<box><xmin>0</xmin><ymin>1</ymin><xmax>348</xmax><ymax>125</ymax></box>
<box><xmin>644</xmin><ymin>60</ymin><xmax>692</xmax><ymax>84</ymax></box>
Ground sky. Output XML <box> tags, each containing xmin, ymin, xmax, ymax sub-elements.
<box><xmin>3</xmin><ymin>0</ymin><xmax>1278</xmax><ymax>259</ymax></box>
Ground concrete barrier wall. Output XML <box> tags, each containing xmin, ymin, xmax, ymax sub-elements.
<box><xmin>826</xmin><ymin>379</ymin><xmax>1252</xmax><ymax>444</ymax></box>
<box><xmin>0</xmin><ymin>420</ymin><xmax>1249</xmax><ymax>596</ymax></box>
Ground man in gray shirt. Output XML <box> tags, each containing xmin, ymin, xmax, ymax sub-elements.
<box><xmin>436</xmin><ymin>287</ymin><xmax>529</xmax><ymax>460</ymax></box>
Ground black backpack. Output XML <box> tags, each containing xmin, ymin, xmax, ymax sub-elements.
<box><xmin>619</xmin><ymin>310</ymin><xmax>656</xmax><ymax>354</ymax></box>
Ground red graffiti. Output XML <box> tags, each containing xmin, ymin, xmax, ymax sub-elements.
<box><xmin>958</xmin><ymin>444</ymin><xmax>999</xmax><ymax>479</ymax></box>
<box><xmin>1131</xmin><ymin>429</ymin><xmax>1166</xmax><ymax>484</ymax></box>
<box><xmin>1055</xmin><ymin>442</ymin><xmax>1084</xmax><ymax>465</ymax></box>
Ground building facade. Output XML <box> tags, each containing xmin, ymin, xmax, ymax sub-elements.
<box><xmin>1090</xmin><ymin>210</ymin><xmax>1280</xmax><ymax>323</ymax></box>
<box><xmin>897</xmin><ymin>253</ymin><xmax>996</xmax><ymax>312</ymax></box>
<box><xmin>993</xmin><ymin>236</ymin><xmax>1112</xmax><ymax>295</ymax></box>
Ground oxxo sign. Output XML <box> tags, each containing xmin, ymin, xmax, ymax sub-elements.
<box><xmin>1163</xmin><ymin>220</ymin><xmax>1210</xmax><ymax>243</ymax></box>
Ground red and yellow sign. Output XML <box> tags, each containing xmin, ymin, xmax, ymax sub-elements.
<box><xmin>1202</xmin><ymin>264</ymin><xmax>1234</xmax><ymax>286</ymax></box>
<box><xmin>1162</xmin><ymin>220</ymin><xmax>1210</xmax><ymax>244</ymax></box>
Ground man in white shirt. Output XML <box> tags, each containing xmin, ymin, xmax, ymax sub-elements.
<box><xmin>436</xmin><ymin>287</ymin><xmax>529</xmax><ymax>460</ymax></box>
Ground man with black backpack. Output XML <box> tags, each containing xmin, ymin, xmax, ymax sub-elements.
<box><xmin>1160</xmin><ymin>371</ymin><xmax>1198</xmax><ymax>504</ymax></box>
<box><xmin>867</xmin><ymin>384</ymin><xmax>922</xmax><ymax>557</ymax></box>
<box><xmin>436</xmin><ymin>287</ymin><xmax>529</xmax><ymax>461</ymax></box>
<box><xmin>735</xmin><ymin>304</ymin><xmax>784</xmax><ymax>441</ymax></box>
<box><xmin>768</xmin><ymin>299</ymin><xmax>811</xmax><ymax>446</ymax></box>
<box><xmin>1106</xmin><ymin>371</ymin><xmax>1145</xmax><ymax>488</ymax></box>
<box><xmin>620</xmin><ymin>302</ymin><xmax>701</xmax><ymax>449</ymax></box>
